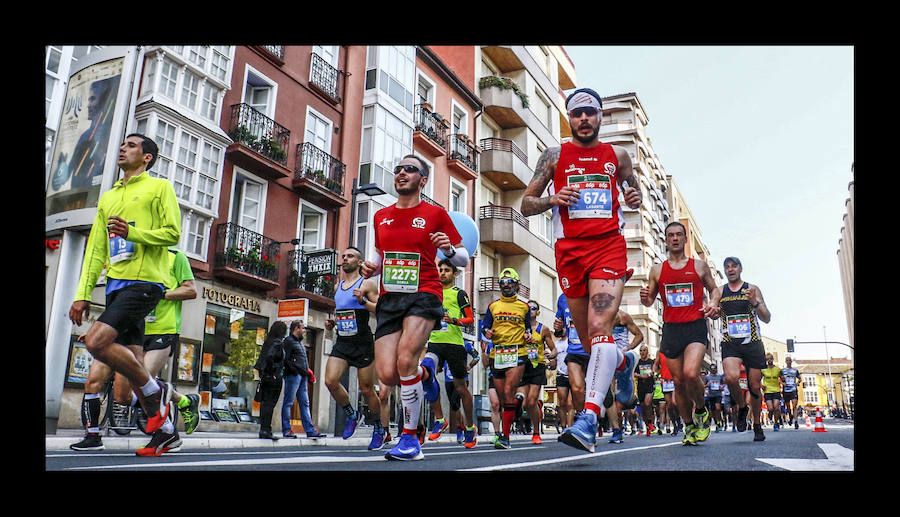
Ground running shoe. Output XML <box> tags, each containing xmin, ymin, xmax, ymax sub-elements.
<box><xmin>306</xmin><ymin>430</ymin><xmax>327</xmax><ymax>438</ymax></box>
<box><xmin>70</xmin><ymin>433</ymin><xmax>104</xmax><ymax>451</ymax></box>
<box><xmin>382</xmin><ymin>431</ymin><xmax>393</xmax><ymax>447</ymax></box>
<box><xmin>420</xmin><ymin>357</ymin><xmax>440</xmax><ymax>403</ymax></box>
<box><xmin>385</xmin><ymin>432</ymin><xmax>424</xmax><ymax>461</ymax></box>
<box><xmin>494</xmin><ymin>434</ymin><xmax>511</xmax><ymax>449</ymax></box>
<box><xmin>428</xmin><ymin>419</ymin><xmax>448</xmax><ymax>441</ymax></box>
<box><xmin>646</xmin><ymin>425</ymin><xmax>652</xmax><ymax>437</ymax></box>
<box><xmin>608</xmin><ymin>428</ymin><xmax>624</xmax><ymax>444</ymax></box>
<box><xmin>136</xmin><ymin>428</ymin><xmax>182</xmax><ymax>457</ymax></box>
<box><xmin>681</xmin><ymin>425</ymin><xmax>698</xmax><ymax>446</ymax></box>
<box><xmin>342</xmin><ymin>410</ymin><xmax>361</xmax><ymax>439</ymax></box>
<box><xmin>614</xmin><ymin>351</ymin><xmax>637</xmax><ymax>404</ymax></box>
<box><xmin>464</xmin><ymin>429</ymin><xmax>477</xmax><ymax>448</ymax></box>
<box><xmin>456</xmin><ymin>428</ymin><xmax>465</xmax><ymax>444</ymax></box>
<box><xmin>736</xmin><ymin>406</ymin><xmax>749</xmax><ymax>432</ymax></box>
<box><xmin>416</xmin><ymin>423</ymin><xmax>427</xmax><ymax>445</ymax></box>
<box><xmin>141</xmin><ymin>380</ymin><xmax>172</xmax><ymax>435</ymax></box>
<box><xmin>753</xmin><ymin>424</ymin><xmax>766</xmax><ymax>442</ymax></box>
<box><xmin>492</xmin><ymin>433</ymin><xmax>501</xmax><ymax>446</ymax></box>
<box><xmin>558</xmin><ymin>411</ymin><xmax>597</xmax><ymax>453</ymax></box>
<box><xmin>368</xmin><ymin>427</ymin><xmax>386</xmax><ymax>450</ymax></box>
<box><xmin>774</xmin><ymin>423</ymin><xmax>780</xmax><ymax>431</ymax></box>
<box><xmin>794</xmin><ymin>420</ymin><xmax>799</xmax><ymax>430</ymax></box>
<box><xmin>532</xmin><ymin>434</ymin><xmax>543</xmax><ymax>445</ymax></box>
<box><xmin>692</xmin><ymin>408</ymin><xmax>711</xmax><ymax>442</ymax></box>
<box><xmin>181</xmin><ymin>394</ymin><xmax>200</xmax><ymax>435</ymax></box>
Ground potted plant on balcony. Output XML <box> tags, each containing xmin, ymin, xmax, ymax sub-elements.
<box><xmin>230</xmin><ymin>125</ymin><xmax>259</xmax><ymax>149</ymax></box>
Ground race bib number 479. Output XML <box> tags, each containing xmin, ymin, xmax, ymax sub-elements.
<box><xmin>664</xmin><ymin>283</ymin><xmax>694</xmax><ymax>307</ymax></box>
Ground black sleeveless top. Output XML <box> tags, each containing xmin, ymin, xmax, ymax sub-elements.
<box><xmin>719</xmin><ymin>282</ymin><xmax>762</xmax><ymax>344</ymax></box>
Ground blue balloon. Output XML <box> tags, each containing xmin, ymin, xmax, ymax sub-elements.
<box><xmin>436</xmin><ymin>211</ymin><xmax>479</xmax><ymax>263</ymax></box>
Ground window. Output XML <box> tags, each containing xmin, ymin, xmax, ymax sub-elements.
<box><xmin>359</xmin><ymin>104</ymin><xmax>412</xmax><ymax>198</ymax></box>
<box><xmin>210</xmin><ymin>46</ymin><xmax>231</xmax><ymax>82</ymax></box>
<box><xmin>297</xmin><ymin>202</ymin><xmax>326</xmax><ymax>253</ymax></box>
<box><xmin>158</xmin><ymin>58</ymin><xmax>179</xmax><ymax>99</ymax></box>
<box><xmin>200</xmin><ymin>82</ymin><xmax>219</xmax><ymax>120</ymax></box>
<box><xmin>242</xmin><ymin>67</ymin><xmax>277</xmax><ymax>119</ymax></box>
<box><xmin>230</xmin><ymin>170</ymin><xmax>266</xmax><ymax>233</ymax></box>
<box><xmin>538</xmin><ymin>269</ymin><xmax>556</xmax><ymax>313</ymax></box>
<box><xmin>180</xmin><ymin>71</ymin><xmax>201</xmax><ymax>111</ymax></box>
<box><xmin>367</xmin><ymin>46</ymin><xmax>415</xmax><ymax>112</ymax></box>
<box><xmin>305</xmin><ymin>108</ymin><xmax>332</xmax><ymax>152</ymax></box>
<box><xmin>182</xmin><ymin>208</ymin><xmax>210</xmax><ymax>257</ymax></box>
<box><xmin>416</xmin><ymin>72</ymin><xmax>436</xmax><ymax>107</ymax></box>
<box><xmin>313</xmin><ymin>45</ymin><xmax>338</xmax><ymax>67</ymax></box>
<box><xmin>450</xmin><ymin>178</ymin><xmax>466</xmax><ymax>213</ymax></box>
<box><xmin>174</xmin><ymin>131</ymin><xmax>200</xmax><ymax>202</ymax></box>
<box><xmin>187</xmin><ymin>45</ymin><xmax>208</xmax><ymax>69</ymax></box>
<box><xmin>533</xmin><ymin>89</ymin><xmax>552</xmax><ymax>130</ymax></box>
<box><xmin>804</xmin><ymin>389</ymin><xmax>819</xmax><ymax>404</ymax></box>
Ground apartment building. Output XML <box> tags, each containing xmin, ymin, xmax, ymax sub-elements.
<box><xmin>45</xmin><ymin>45</ymin><xmax>368</xmax><ymax>433</ymax></box>
<box><xmin>837</xmin><ymin>164</ymin><xmax>854</xmax><ymax>354</ymax></box>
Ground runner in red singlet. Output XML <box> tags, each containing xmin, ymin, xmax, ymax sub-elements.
<box><xmin>361</xmin><ymin>155</ymin><xmax>466</xmax><ymax>461</ymax></box>
<box><xmin>640</xmin><ymin>221</ymin><xmax>720</xmax><ymax>445</ymax></box>
<box><xmin>521</xmin><ymin>88</ymin><xmax>642</xmax><ymax>453</ymax></box>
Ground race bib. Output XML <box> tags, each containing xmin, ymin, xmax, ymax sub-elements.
<box><xmin>639</xmin><ymin>364</ymin><xmax>652</xmax><ymax>377</ymax></box>
<box><xmin>739</xmin><ymin>377</ymin><xmax>748</xmax><ymax>390</ymax></box>
<box><xmin>526</xmin><ymin>345</ymin><xmax>538</xmax><ymax>361</ymax></box>
<box><xmin>494</xmin><ymin>346</ymin><xmax>518</xmax><ymax>369</ymax></box>
<box><xmin>567</xmin><ymin>174</ymin><xmax>612</xmax><ymax>219</ymax></box>
<box><xmin>664</xmin><ymin>283</ymin><xmax>694</xmax><ymax>307</ymax></box>
<box><xmin>383</xmin><ymin>252</ymin><xmax>420</xmax><ymax>293</ymax></box>
<box><xmin>784</xmin><ymin>377</ymin><xmax>796</xmax><ymax>387</ymax></box>
<box><xmin>662</xmin><ymin>379</ymin><xmax>675</xmax><ymax>391</ymax></box>
<box><xmin>108</xmin><ymin>223</ymin><xmax>136</xmax><ymax>264</ymax></box>
<box><xmin>726</xmin><ymin>314</ymin><xmax>751</xmax><ymax>339</ymax></box>
<box><xmin>335</xmin><ymin>310</ymin><xmax>358</xmax><ymax>337</ymax></box>
<box><xmin>710</xmin><ymin>380</ymin><xmax>721</xmax><ymax>391</ymax></box>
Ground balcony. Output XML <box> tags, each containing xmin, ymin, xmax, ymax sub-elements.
<box><xmin>479</xmin><ymin>137</ymin><xmax>531</xmax><ymax>190</ymax></box>
<box><xmin>292</xmin><ymin>142</ymin><xmax>348</xmax><ymax>208</ymax></box>
<box><xmin>479</xmin><ymin>76</ymin><xmax>529</xmax><ymax>129</ymax></box>
<box><xmin>254</xmin><ymin>45</ymin><xmax>285</xmax><ymax>65</ymax></box>
<box><xmin>285</xmin><ymin>248</ymin><xmax>338</xmax><ymax>310</ymax></box>
<box><xmin>481</xmin><ymin>46</ymin><xmax>525</xmax><ymax>73</ymax></box>
<box><xmin>213</xmin><ymin>222</ymin><xmax>281</xmax><ymax>292</ymax></box>
<box><xmin>413</xmin><ymin>104</ymin><xmax>448</xmax><ymax>157</ymax></box>
<box><xmin>448</xmin><ymin>134</ymin><xmax>478</xmax><ymax>180</ymax></box>
<box><xmin>226</xmin><ymin>103</ymin><xmax>292</xmax><ymax>181</ymax></box>
<box><xmin>478</xmin><ymin>205</ymin><xmax>554</xmax><ymax>266</ymax></box>
<box><xmin>309</xmin><ymin>52</ymin><xmax>342</xmax><ymax>103</ymax></box>
<box><xmin>478</xmin><ymin>276</ymin><xmax>531</xmax><ymax>308</ymax></box>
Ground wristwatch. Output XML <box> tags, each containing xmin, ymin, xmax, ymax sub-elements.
<box><xmin>444</xmin><ymin>246</ymin><xmax>456</xmax><ymax>258</ymax></box>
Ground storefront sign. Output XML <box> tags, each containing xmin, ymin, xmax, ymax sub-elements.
<box><xmin>202</xmin><ymin>286</ymin><xmax>262</xmax><ymax>313</ymax></box>
<box><xmin>302</xmin><ymin>249</ymin><xmax>337</xmax><ymax>275</ymax></box>
<box><xmin>277</xmin><ymin>298</ymin><xmax>309</xmax><ymax>325</ymax></box>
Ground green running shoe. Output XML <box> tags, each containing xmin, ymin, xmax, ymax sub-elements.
<box><xmin>682</xmin><ymin>424</ymin><xmax>698</xmax><ymax>446</ymax></box>
<box><xmin>692</xmin><ymin>408</ymin><xmax>711</xmax><ymax>442</ymax></box>
<box><xmin>181</xmin><ymin>394</ymin><xmax>200</xmax><ymax>435</ymax></box>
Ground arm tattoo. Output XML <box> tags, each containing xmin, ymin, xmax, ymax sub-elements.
<box><xmin>520</xmin><ymin>146</ymin><xmax>560</xmax><ymax>216</ymax></box>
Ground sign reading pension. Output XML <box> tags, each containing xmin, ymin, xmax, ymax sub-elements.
<box><xmin>302</xmin><ymin>249</ymin><xmax>337</xmax><ymax>275</ymax></box>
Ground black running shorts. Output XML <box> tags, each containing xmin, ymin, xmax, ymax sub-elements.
<box><xmin>98</xmin><ymin>283</ymin><xmax>164</xmax><ymax>348</ymax></box>
<box><xmin>143</xmin><ymin>333</ymin><xmax>178</xmax><ymax>356</ymax></box>
<box><xmin>660</xmin><ymin>319</ymin><xmax>709</xmax><ymax>359</ymax></box>
<box><xmin>374</xmin><ymin>292</ymin><xmax>443</xmax><ymax>340</ymax></box>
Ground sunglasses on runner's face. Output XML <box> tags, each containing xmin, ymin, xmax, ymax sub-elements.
<box><xmin>394</xmin><ymin>164</ymin><xmax>421</xmax><ymax>174</ymax></box>
<box><xmin>499</xmin><ymin>278</ymin><xmax>517</xmax><ymax>286</ymax></box>
<box><xmin>529</xmin><ymin>306</ymin><xmax>539</xmax><ymax>312</ymax></box>
<box><xmin>569</xmin><ymin>107</ymin><xmax>599</xmax><ymax>118</ymax></box>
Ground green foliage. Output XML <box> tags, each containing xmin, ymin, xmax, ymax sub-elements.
<box><xmin>479</xmin><ymin>75</ymin><xmax>529</xmax><ymax>108</ymax></box>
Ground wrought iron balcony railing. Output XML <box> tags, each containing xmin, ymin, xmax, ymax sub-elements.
<box><xmin>214</xmin><ymin>222</ymin><xmax>281</xmax><ymax>283</ymax></box>
<box><xmin>228</xmin><ymin>103</ymin><xmax>291</xmax><ymax>166</ymax></box>
<box><xmin>479</xmin><ymin>137</ymin><xmax>528</xmax><ymax>165</ymax></box>
<box><xmin>449</xmin><ymin>134</ymin><xmax>478</xmax><ymax>172</ymax></box>
<box><xmin>294</xmin><ymin>142</ymin><xmax>346</xmax><ymax>196</ymax></box>
<box><xmin>262</xmin><ymin>46</ymin><xmax>284</xmax><ymax>61</ymax></box>
<box><xmin>414</xmin><ymin>104</ymin><xmax>448</xmax><ymax>150</ymax></box>
<box><xmin>286</xmin><ymin>248</ymin><xmax>339</xmax><ymax>298</ymax></box>
<box><xmin>310</xmin><ymin>52</ymin><xmax>341</xmax><ymax>102</ymax></box>
<box><xmin>479</xmin><ymin>204</ymin><xmax>530</xmax><ymax>231</ymax></box>
<box><xmin>420</xmin><ymin>193</ymin><xmax>444</xmax><ymax>209</ymax></box>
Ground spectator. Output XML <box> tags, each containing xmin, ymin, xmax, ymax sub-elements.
<box><xmin>254</xmin><ymin>321</ymin><xmax>287</xmax><ymax>440</ymax></box>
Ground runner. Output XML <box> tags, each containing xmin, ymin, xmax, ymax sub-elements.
<box><xmin>634</xmin><ymin>345</ymin><xmax>656</xmax><ymax>436</ymax></box>
<box><xmin>640</xmin><ymin>221</ymin><xmax>720</xmax><ymax>446</ymax></box>
<box><xmin>521</xmin><ymin>87</ymin><xmax>642</xmax><ymax>453</ymax></box>
<box><xmin>68</xmin><ymin>134</ymin><xmax>181</xmax><ymax>451</ymax></box>
<box><xmin>423</xmin><ymin>258</ymin><xmax>478</xmax><ymax>448</ymax></box>
<box><xmin>480</xmin><ymin>268</ymin><xmax>533</xmax><ymax>449</ymax></box>
<box><xmin>324</xmin><ymin>246</ymin><xmax>387</xmax><ymax>449</ymax></box>
<box><xmin>518</xmin><ymin>300</ymin><xmax>556</xmax><ymax>444</ymax></box>
<box><xmin>551</xmin><ymin>304</ymin><xmax>574</xmax><ymax>429</ymax></box>
<box><xmin>652</xmin><ymin>372</ymin><xmax>667</xmax><ymax>434</ymax></box>
<box><xmin>713</xmin><ymin>256</ymin><xmax>771</xmax><ymax>442</ymax></box>
<box><xmin>439</xmin><ymin>340</ymin><xmax>480</xmax><ymax>444</ymax></box>
<box><xmin>780</xmin><ymin>356</ymin><xmax>802</xmax><ymax>429</ymax></box>
<box><xmin>479</xmin><ymin>338</ymin><xmax>503</xmax><ymax>445</ymax></box>
<box><xmin>653</xmin><ymin>352</ymin><xmax>679</xmax><ymax>435</ymax></box>
<box><xmin>704</xmin><ymin>363</ymin><xmax>726</xmax><ymax>432</ymax></box>
<box><xmin>361</xmin><ymin>155</ymin><xmax>467</xmax><ymax>461</ymax></box>
<box><xmin>762</xmin><ymin>353</ymin><xmax>784</xmax><ymax>431</ymax></box>
<box><xmin>607</xmin><ymin>310</ymin><xmax>643</xmax><ymax>444</ymax></box>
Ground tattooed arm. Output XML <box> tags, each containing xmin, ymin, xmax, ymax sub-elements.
<box><xmin>614</xmin><ymin>146</ymin><xmax>641</xmax><ymax>209</ymax></box>
<box><xmin>520</xmin><ymin>146</ymin><xmax>573</xmax><ymax>216</ymax></box>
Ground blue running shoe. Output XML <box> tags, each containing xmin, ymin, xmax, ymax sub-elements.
<box><xmin>456</xmin><ymin>428</ymin><xmax>465</xmax><ymax>444</ymax></box>
<box><xmin>385</xmin><ymin>432</ymin><xmax>424</xmax><ymax>461</ymax></box>
<box><xmin>428</xmin><ymin>418</ymin><xmax>448</xmax><ymax>441</ymax></box>
<box><xmin>343</xmin><ymin>410</ymin><xmax>361</xmax><ymax>439</ymax></box>
<box><xmin>368</xmin><ymin>427</ymin><xmax>386</xmax><ymax>450</ymax></box>
<box><xmin>420</xmin><ymin>357</ymin><xmax>440</xmax><ymax>403</ymax></box>
<box><xmin>558</xmin><ymin>411</ymin><xmax>597</xmax><ymax>453</ymax></box>
<box><xmin>614</xmin><ymin>351</ymin><xmax>637</xmax><ymax>405</ymax></box>
<box><xmin>463</xmin><ymin>428</ymin><xmax>477</xmax><ymax>448</ymax></box>
<box><xmin>608</xmin><ymin>428</ymin><xmax>624</xmax><ymax>444</ymax></box>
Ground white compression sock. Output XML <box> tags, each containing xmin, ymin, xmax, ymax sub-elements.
<box><xmin>400</xmin><ymin>369</ymin><xmax>425</xmax><ymax>434</ymax></box>
<box><xmin>584</xmin><ymin>338</ymin><xmax>623</xmax><ymax>417</ymax></box>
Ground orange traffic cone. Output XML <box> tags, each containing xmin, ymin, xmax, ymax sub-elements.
<box><xmin>812</xmin><ymin>408</ymin><xmax>827</xmax><ymax>433</ymax></box>
<box><xmin>805</xmin><ymin>414</ymin><xmax>811</xmax><ymax>428</ymax></box>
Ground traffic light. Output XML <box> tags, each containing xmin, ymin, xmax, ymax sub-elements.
<box><xmin>787</xmin><ymin>339</ymin><xmax>794</xmax><ymax>353</ymax></box>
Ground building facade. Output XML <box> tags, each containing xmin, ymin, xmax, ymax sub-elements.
<box><xmin>837</xmin><ymin>164</ymin><xmax>854</xmax><ymax>355</ymax></box>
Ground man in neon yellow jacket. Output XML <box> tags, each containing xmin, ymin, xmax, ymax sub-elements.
<box><xmin>68</xmin><ymin>134</ymin><xmax>182</xmax><ymax>454</ymax></box>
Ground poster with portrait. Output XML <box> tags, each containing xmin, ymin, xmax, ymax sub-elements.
<box><xmin>46</xmin><ymin>57</ymin><xmax>124</xmax><ymax>218</ymax></box>
<box><xmin>65</xmin><ymin>337</ymin><xmax>94</xmax><ymax>388</ymax></box>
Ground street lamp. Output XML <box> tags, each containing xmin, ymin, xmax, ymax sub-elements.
<box><xmin>348</xmin><ymin>179</ymin><xmax>386</xmax><ymax>247</ymax></box>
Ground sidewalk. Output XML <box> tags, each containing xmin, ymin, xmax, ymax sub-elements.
<box><xmin>46</xmin><ymin>426</ymin><xmax>563</xmax><ymax>451</ymax></box>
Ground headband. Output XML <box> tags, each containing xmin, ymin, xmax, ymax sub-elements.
<box><xmin>566</xmin><ymin>91</ymin><xmax>602</xmax><ymax>112</ymax></box>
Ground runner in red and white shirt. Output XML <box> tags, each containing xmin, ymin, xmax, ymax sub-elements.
<box><xmin>640</xmin><ymin>221</ymin><xmax>720</xmax><ymax>445</ymax></box>
<box><xmin>521</xmin><ymin>87</ymin><xmax>642</xmax><ymax>453</ymax></box>
<box><xmin>361</xmin><ymin>155</ymin><xmax>465</xmax><ymax>461</ymax></box>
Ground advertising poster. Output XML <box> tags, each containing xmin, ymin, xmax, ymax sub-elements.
<box><xmin>177</xmin><ymin>342</ymin><xmax>197</xmax><ymax>383</ymax></box>
<box><xmin>65</xmin><ymin>338</ymin><xmax>94</xmax><ymax>386</ymax></box>
<box><xmin>277</xmin><ymin>298</ymin><xmax>309</xmax><ymax>325</ymax></box>
<box><xmin>46</xmin><ymin>57</ymin><xmax>124</xmax><ymax>217</ymax></box>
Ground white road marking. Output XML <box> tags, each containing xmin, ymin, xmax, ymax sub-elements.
<box><xmin>756</xmin><ymin>443</ymin><xmax>853</xmax><ymax>471</ymax></box>
<box><xmin>460</xmin><ymin>441</ymin><xmax>683</xmax><ymax>471</ymax></box>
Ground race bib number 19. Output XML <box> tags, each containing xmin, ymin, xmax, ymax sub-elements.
<box><xmin>383</xmin><ymin>252</ymin><xmax>420</xmax><ymax>293</ymax></box>
<box><xmin>567</xmin><ymin>174</ymin><xmax>612</xmax><ymax>219</ymax></box>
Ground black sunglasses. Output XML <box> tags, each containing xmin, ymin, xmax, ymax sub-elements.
<box><xmin>569</xmin><ymin>107</ymin><xmax>599</xmax><ymax>118</ymax></box>
<box><xmin>394</xmin><ymin>164</ymin><xmax>421</xmax><ymax>174</ymax></box>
